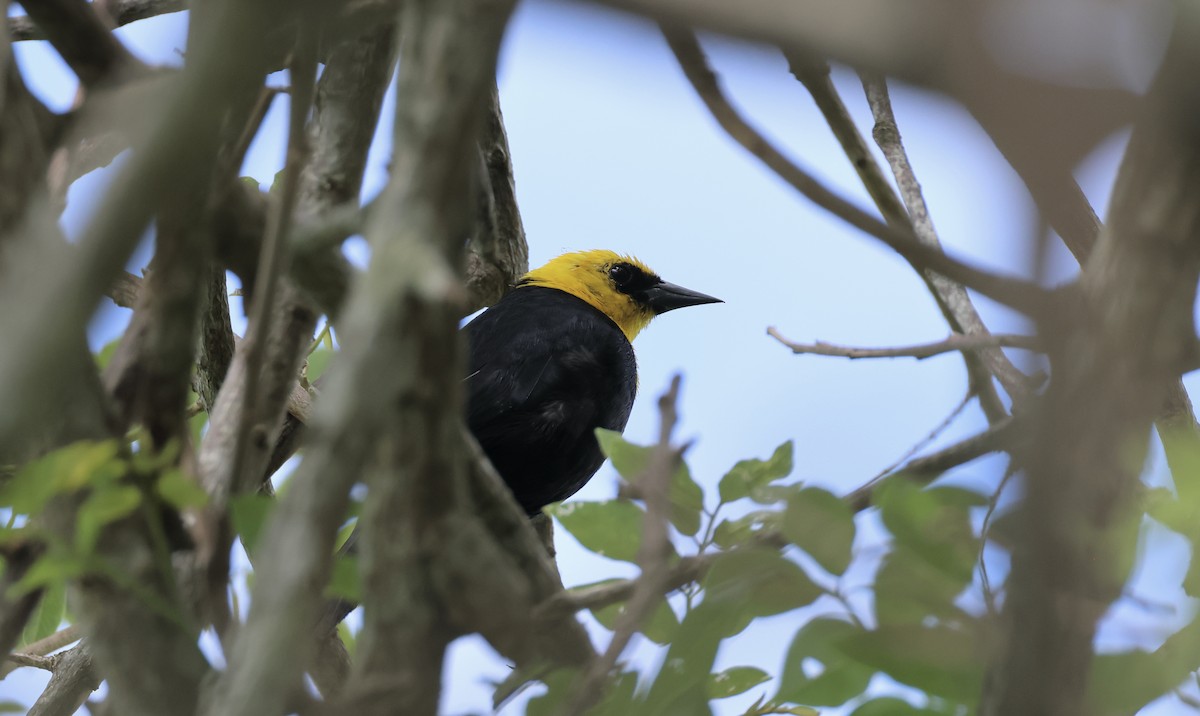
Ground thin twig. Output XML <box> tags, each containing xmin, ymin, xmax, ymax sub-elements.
<box><xmin>5</xmin><ymin>651</ymin><xmax>58</xmax><ymax>670</ymax></box>
<box><xmin>217</xmin><ymin>29</ymin><xmax>319</xmax><ymax>643</ymax></box>
<box><xmin>565</xmin><ymin>377</ymin><xmax>684</xmax><ymax>715</ymax></box>
<box><xmin>786</xmin><ymin>55</ymin><xmax>1008</xmax><ymax>422</ymax></box>
<box><xmin>767</xmin><ymin>327</ymin><xmax>1040</xmax><ymax>361</ymax></box>
<box><xmin>979</xmin><ymin>462</ymin><xmax>1017</xmax><ymax>616</ymax></box>
<box><xmin>859</xmin><ymin>71</ymin><xmax>1036</xmax><ymax>406</ymax></box>
<box><xmin>0</xmin><ymin>624</ymin><xmax>80</xmax><ymax>678</ymax></box>
<box><xmin>659</xmin><ymin>26</ymin><xmax>1049</xmax><ymax>317</ymax></box>
<box><xmin>847</xmin><ymin>416</ymin><xmax>1015</xmax><ymax>513</ymax></box>
<box><xmin>868</xmin><ymin>389</ymin><xmax>974</xmax><ymax>481</ymax></box>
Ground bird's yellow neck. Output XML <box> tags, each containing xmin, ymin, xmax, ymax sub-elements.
<box><xmin>518</xmin><ymin>251</ymin><xmax>655</xmax><ymax>342</ymax></box>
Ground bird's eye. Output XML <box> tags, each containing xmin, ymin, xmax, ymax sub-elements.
<box><xmin>609</xmin><ymin>263</ymin><xmax>633</xmax><ymax>286</ymax></box>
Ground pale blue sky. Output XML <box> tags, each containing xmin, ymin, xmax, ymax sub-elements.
<box><xmin>5</xmin><ymin>1</ymin><xmax>1196</xmax><ymax>714</ymax></box>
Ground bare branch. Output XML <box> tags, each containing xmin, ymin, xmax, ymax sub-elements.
<box><xmin>845</xmin><ymin>416</ymin><xmax>1017</xmax><ymax>513</ymax></box>
<box><xmin>567</xmin><ymin>377</ymin><xmax>684</xmax><ymax>714</ymax></box>
<box><xmin>9</xmin><ymin>0</ymin><xmax>186</xmax><ymax>42</ymax></box>
<box><xmin>985</xmin><ymin>12</ymin><xmax>1200</xmax><ymax>714</ymax></box>
<box><xmin>859</xmin><ymin>72</ymin><xmax>1036</xmax><ymax>407</ymax></box>
<box><xmin>660</xmin><ymin>26</ymin><xmax>1049</xmax><ymax>316</ymax></box>
<box><xmin>786</xmin><ymin>56</ymin><xmax>1010</xmax><ymax>422</ymax></box>
<box><xmin>26</xmin><ymin>645</ymin><xmax>99</xmax><ymax>716</ymax></box>
<box><xmin>17</xmin><ymin>0</ymin><xmax>148</xmax><ymax>87</ymax></box>
<box><xmin>768</xmin><ymin>327</ymin><xmax>1040</xmax><ymax>361</ymax></box>
<box><xmin>0</xmin><ymin>625</ymin><xmax>80</xmax><ymax>679</ymax></box>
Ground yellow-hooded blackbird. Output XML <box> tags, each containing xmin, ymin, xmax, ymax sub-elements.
<box><xmin>465</xmin><ymin>249</ymin><xmax>720</xmax><ymax>513</ymax></box>
<box><xmin>319</xmin><ymin>250</ymin><xmax>718</xmax><ymax>631</ymax></box>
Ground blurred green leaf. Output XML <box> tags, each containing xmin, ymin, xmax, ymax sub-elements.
<box><xmin>783</xmin><ymin>487</ymin><xmax>854</xmax><ymax>575</ymax></box>
<box><xmin>155</xmin><ymin>469</ymin><xmax>208</xmax><ymax>510</ymax></box>
<box><xmin>231</xmin><ymin>494</ymin><xmax>274</xmax><ymax>556</ymax></box>
<box><xmin>641</xmin><ymin>599</ymin><xmax>742</xmax><ymax>714</ymax></box>
<box><xmin>0</xmin><ymin>701</ymin><xmax>26</xmax><ymax>714</ymax></box>
<box><xmin>840</xmin><ymin>624</ymin><xmax>982</xmax><ymax>705</ymax></box>
<box><xmin>851</xmin><ymin>698</ymin><xmax>942</xmax><ymax>716</ymax></box>
<box><xmin>0</xmin><ymin>440</ymin><xmax>125</xmax><ymax>514</ymax></box>
<box><xmin>525</xmin><ymin>668</ymin><xmax>579</xmax><ymax>716</ymax></box>
<box><xmin>719</xmin><ymin>441</ymin><xmax>794</xmax><ymax>503</ymax></box>
<box><xmin>11</xmin><ymin>553</ymin><xmax>87</xmax><ymax>595</ymax></box>
<box><xmin>874</xmin><ymin>479</ymin><xmax>977</xmax><ymax>582</ymax></box>
<box><xmin>590</xmin><ymin>592</ymin><xmax>679</xmax><ymax>645</ymax></box>
<box><xmin>705</xmin><ymin>548</ymin><xmax>822</xmax><ymax>634</ymax></box>
<box><xmin>713</xmin><ymin>510</ymin><xmax>781</xmax><ymax>549</ymax></box>
<box><xmin>595</xmin><ymin>429</ymin><xmax>704</xmax><ymax>536</ymax></box>
<box><xmin>326</xmin><ymin>554</ymin><xmax>360</xmax><ymax>602</ymax></box>
<box><xmin>130</xmin><ymin>439</ymin><xmax>181</xmax><ymax>475</ymax></box>
<box><xmin>708</xmin><ymin>666</ymin><xmax>770</xmax><ymax>699</ymax></box>
<box><xmin>549</xmin><ymin>500</ymin><xmax>648</xmax><ymax>563</ymax></box>
<box><xmin>76</xmin><ymin>485</ymin><xmax>143</xmax><ymax>553</ymax></box>
<box><xmin>19</xmin><ymin>581</ymin><xmax>65</xmax><ymax>647</ymax></box>
<box><xmin>776</xmin><ymin>617</ymin><xmax>872</xmax><ymax>706</ymax></box>
<box><xmin>874</xmin><ymin>545</ymin><xmax>971</xmax><ymax>625</ymax></box>
<box><xmin>93</xmin><ymin>337</ymin><xmax>122</xmax><ymax>371</ymax></box>
<box><xmin>307</xmin><ymin>348</ymin><xmax>335</xmax><ymax>382</ymax></box>
<box><xmin>1088</xmin><ymin>613</ymin><xmax>1200</xmax><ymax>715</ymax></box>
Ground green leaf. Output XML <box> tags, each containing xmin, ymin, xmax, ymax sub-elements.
<box><xmin>93</xmin><ymin>336</ymin><xmax>122</xmax><ymax>370</ymax></box>
<box><xmin>337</xmin><ymin>621</ymin><xmax>356</xmax><ymax>657</ymax></box>
<box><xmin>525</xmin><ymin>668</ymin><xmax>580</xmax><ymax>716</ymax></box>
<box><xmin>874</xmin><ymin>479</ymin><xmax>978</xmax><ymax>582</ymax></box>
<box><xmin>873</xmin><ymin>545</ymin><xmax>971</xmax><ymax>625</ymax></box>
<box><xmin>130</xmin><ymin>439</ymin><xmax>181</xmax><ymax>475</ymax></box>
<box><xmin>783</xmin><ymin>487</ymin><xmax>855</xmax><ymax>575</ymax></box>
<box><xmin>594</xmin><ymin>429</ymin><xmax>704</xmax><ymax>536</ymax></box>
<box><xmin>708</xmin><ymin>666</ymin><xmax>770</xmax><ymax>699</ymax></box>
<box><xmin>155</xmin><ymin>469</ymin><xmax>208</xmax><ymax>509</ymax></box>
<box><xmin>776</xmin><ymin>617</ymin><xmax>873</xmax><ymax>706</ymax></box>
<box><xmin>307</xmin><ymin>348</ymin><xmax>335</xmax><ymax>382</ymax></box>
<box><xmin>590</xmin><ymin>592</ymin><xmax>679</xmax><ymax>645</ymax></box>
<box><xmin>231</xmin><ymin>494</ymin><xmax>275</xmax><ymax>556</ymax></box>
<box><xmin>641</xmin><ymin>600</ymin><xmax>742</xmax><ymax>714</ymax></box>
<box><xmin>851</xmin><ymin>698</ymin><xmax>942</xmax><ymax>716</ymax></box>
<box><xmin>19</xmin><ymin>581</ymin><xmax>65</xmax><ymax>647</ymax></box>
<box><xmin>718</xmin><ymin>441</ymin><xmax>794</xmax><ymax>503</ymax></box>
<box><xmin>1087</xmin><ymin>613</ymin><xmax>1200</xmax><ymax>715</ymax></box>
<box><xmin>11</xmin><ymin>553</ymin><xmax>87</xmax><ymax>595</ymax></box>
<box><xmin>549</xmin><ymin>500</ymin><xmax>647</xmax><ymax>563</ymax></box>
<box><xmin>840</xmin><ymin>624</ymin><xmax>982</xmax><ymax>705</ymax></box>
<box><xmin>0</xmin><ymin>701</ymin><xmax>26</xmax><ymax>714</ymax></box>
<box><xmin>0</xmin><ymin>440</ymin><xmax>125</xmax><ymax>515</ymax></box>
<box><xmin>713</xmin><ymin>510</ymin><xmax>782</xmax><ymax>549</ymax></box>
<box><xmin>705</xmin><ymin>548</ymin><xmax>822</xmax><ymax>634</ymax></box>
<box><xmin>76</xmin><ymin>484</ymin><xmax>143</xmax><ymax>553</ymax></box>
<box><xmin>325</xmin><ymin>554</ymin><xmax>360</xmax><ymax>602</ymax></box>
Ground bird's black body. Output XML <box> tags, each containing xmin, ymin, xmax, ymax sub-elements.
<box><xmin>464</xmin><ymin>286</ymin><xmax>637</xmax><ymax>514</ymax></box>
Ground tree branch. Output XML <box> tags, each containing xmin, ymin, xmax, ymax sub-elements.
<box><xmin>660</xmin><ymin>26</ymin><xmax>1050</xmax><ymax>316</ymax></box>
<box><xmin>26</xmin><ymin>645</ymin><xmax>100</xmax><ymax>716</ymax></box>
<box><xmin>17</xmin><ymin>0</ymin><xmax>148</xmax><ymax>88</ymax></box>
<box><xmin>859</xmin><ymin>71</ymin><xmax>1036</xmax><ymax>407</ymax></box>
<box><xmin>9</xmin><ymin>0</ymin><xmax>186</xmax><ymax>42</ymax></box>
<box><xmin>767</xmin><ymin>327</ymin><xmax>1039</xmax><ymax>361</ymax></box>
<box><xmin>567</xmin><ymin>377</ymin><xmax>684</xmax><ymax>714</ymax></box>
<box><xmin>785</xmin><ymin>55</ymin><xmax>1010</xmax><ymax>421</ymax></box>
<box><xmin>984</xmin><ymin>10</ymin><xmax>1200</xmax><ymax>715</ymax></box>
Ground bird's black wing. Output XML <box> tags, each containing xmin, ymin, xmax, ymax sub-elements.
<box><xmin>464</xmin><ymin>287</ymin><xmax>637</xmax><ymax>512</ymax></box>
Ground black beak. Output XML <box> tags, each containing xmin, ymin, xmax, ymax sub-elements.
<box><xmin>642</xmin><ymin>280</ymin><xmax>723</xmax><ymax>315</ymax></box>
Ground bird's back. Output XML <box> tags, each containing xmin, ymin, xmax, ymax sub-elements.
<box><xmin>464</xmin><ymin>286</ymin><xmax>637</xmax><ymax>514</ymax></box>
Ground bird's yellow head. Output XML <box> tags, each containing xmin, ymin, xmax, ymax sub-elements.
<box><xmin>517</xmin><ymin>250</ymin><xmax>721</xmax><ymax>342</ymax></box>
